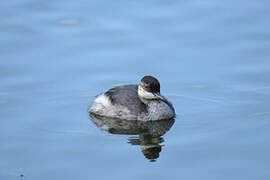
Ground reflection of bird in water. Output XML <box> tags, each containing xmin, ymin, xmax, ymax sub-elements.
<box><xmin>128</xmin><ymin>134</ymin><xmax>163</xmax><ymax>162</ymax></box>
<box><xmin>89</xmin><ymin>75</ymin><xmax>175</xmax><ymax>121</ymax></box>
<box><xmin>90</xmin><ymin>113</ymin><xmax>175</xmax><ymax>161</ymax></box>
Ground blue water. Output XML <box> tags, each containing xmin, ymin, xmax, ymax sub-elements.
<box><xmin>1</xmin><ymin>0</ymin><xmax>270</xmax><ymax>179</ymax></box>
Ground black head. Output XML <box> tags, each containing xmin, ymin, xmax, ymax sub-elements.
<box><xmin>140</xmin><ymin>75</ymin><xmax>160</xmax><ymax>93</ymax></box>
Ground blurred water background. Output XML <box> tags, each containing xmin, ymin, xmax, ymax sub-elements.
<box><xmin>0</xmin><ymin>0</ymin><xmax>270</xmax><ymax>179</ymax></box>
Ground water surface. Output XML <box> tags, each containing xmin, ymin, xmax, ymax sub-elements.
<box><xmin>1</xmin><ymin>0</ymin><xmax>270</xmax><ymax>179</ymax></box>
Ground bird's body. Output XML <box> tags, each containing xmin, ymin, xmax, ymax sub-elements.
<box><xmin>89</xmin><ymin>76</ymin><xmax>175</xmax><ymax>121</ymax></box>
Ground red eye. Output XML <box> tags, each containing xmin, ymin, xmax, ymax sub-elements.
<box><xmin>146</xmin><ymin>87</ymin><xmax>152</xmax><ymax>92</ymax></box>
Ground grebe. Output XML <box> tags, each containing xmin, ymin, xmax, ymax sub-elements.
<box><xmin>89</xmin><ymin>75</ymin><xmax>175</xmax><ymax>121</ymax></box>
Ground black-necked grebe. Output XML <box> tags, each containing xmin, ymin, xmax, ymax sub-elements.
<box><xmin>89</xmin><ymin>75</ymin><xmax>175</xmax><ymax>121</ymax></box>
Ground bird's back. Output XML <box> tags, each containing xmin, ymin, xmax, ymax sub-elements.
<box><xmin>105</xmin><ymin>85</ymin><xmax>147</xmax><ymax>115</ymax></box>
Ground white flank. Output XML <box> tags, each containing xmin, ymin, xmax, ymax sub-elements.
<box><xmin>94</xmin><ymin>94</ymin><xmax>112</xmax><ymax>107</ymax></box>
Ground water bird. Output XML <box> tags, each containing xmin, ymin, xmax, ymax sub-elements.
<box><xmin>89</xmin><ymin>75</ymin><xmax>175</xmax><ymax>121</ymax></box>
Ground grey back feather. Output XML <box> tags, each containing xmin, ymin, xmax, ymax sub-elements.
<box><xmin>104</xmin><ymin>85</ymin><xmax>147</xmax><ymax>115</ymax></box>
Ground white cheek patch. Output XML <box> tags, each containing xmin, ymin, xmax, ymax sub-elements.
<box><xmin>138</xmin><ymin>86</ymin><xmax>156</xmax><ymax>99</ymax></box>
<box><xmin>94</xmin><ymin>94</ymin><xmax>112</xmax><ymax>107</ymax></box>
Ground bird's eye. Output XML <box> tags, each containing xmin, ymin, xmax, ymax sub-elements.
<box><xmin>146</xmin><ymin>87</ymin><xmax>152</xmax><ymax>92</ymax></box>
